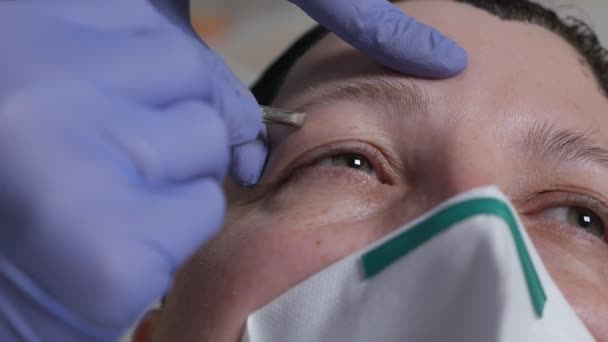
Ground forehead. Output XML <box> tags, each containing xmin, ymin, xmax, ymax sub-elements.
<box><xmin>274</xmin><ymin>0</ymin><xmax>608</xmax><ymax>144</ymax></box>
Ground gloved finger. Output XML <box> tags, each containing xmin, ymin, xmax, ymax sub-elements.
<box><xmin>210</xmin><ymin>59</ymin><xmax>265</xmax><ymax>146</ymax></box>
<box><xmin>208</xmin><ymin>56</ymin><xmax>267</xmax><ymax>185</ymax></box>
<box><xmin>230</xmin><ymin>136</ymin><xmax>268</xmax><ymax>186</ymax></box>
<box><xmin>12</xmin><ymin>0</ymin><xmax>167</xmax><ymax>32</ymax></box>
<box><xmin>0</xmin><ymin>4</ymin><xmax>215</xmax><ymax>108</ymax></box>
<box><xmin>52</xmin><ymin>178</ymin><xmax>226</xmax><ymax>327</ymax></box>
<box><xmin>109</xmin><ymin>100</ymin><xmax>229</xmax><ymax>183</ymax></box>
<box><xmin>61</xmin><ymin>24</ymin><xmax>262</xmax><ymax>136</ymax></box>
<box><xmin>289</xmin><ymin>0</ymin><xmax>468</xmax><ymax>78</ymax></box>
<box><xmin>131</xmin><ymin>178</ymin><xmax>226</xmax><ymax>273</ymax></box>
<box><xmin>54</xmin><ymin>30</ymin><xmax>216</xmax><ymax>108</ymax></box>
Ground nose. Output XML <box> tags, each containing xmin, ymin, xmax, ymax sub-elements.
<box><xmin>418</xmin><ymin>127</ymin><xmax>511</xmax><ymax>202</ymax></box>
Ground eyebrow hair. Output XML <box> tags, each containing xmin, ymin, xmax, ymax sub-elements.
<box><xmin>295</xmin><ymin>77</ymin><xmax>431</xmax><ymax>125</ymax></box>
<box><xmin>522</xmin><ymin>121</ymin><xmax>608</xmax><ymax>169</ymax></box>
<box><xmin>294</xmin><ymin>77</ymin><xmax>608</xmax><ymax>172</ymax></box>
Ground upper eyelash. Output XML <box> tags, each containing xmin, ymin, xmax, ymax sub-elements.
<box><xmin>274</xmin><ymin>141</ymin><xmax>391</xmax><ymax>186</ymax></box>
<box><xmin>530</xmin><ymin>192</ymin><xmax>608</xmax><ymax>238</ymax></box>
<box><xmin>558</xmin><ymin>193</ymin><xmax>608</xmax><ymax>222</ymax></box>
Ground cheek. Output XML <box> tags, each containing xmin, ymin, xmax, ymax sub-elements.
<box><xmin>168</xmin><ymin>198</ymin><xmax>401</xmax><ymax>341</ymax></box>
<box><xmin>525</xmin><ymin>223</ymin><xmax>608</xmax><ymax>339</ymax></box>
<box><xmin>165</xmin><ymin>170</ymin><xmax>426</xmax><ymax>341</ymax></box>
<box><xmin>212</xmin><ymin>176</ymin><xmax>430</xmax><ymax>315</ymax></box>
<box><xmin>218</xmin><ymin>210</ymin><xmax>389</xmax><ymax>311</ymax></box>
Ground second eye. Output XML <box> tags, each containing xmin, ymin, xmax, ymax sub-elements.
<box><xmin>316</xmin><ymin>153</ymin><xmax>376</xmax><ymax>176</ymax></box>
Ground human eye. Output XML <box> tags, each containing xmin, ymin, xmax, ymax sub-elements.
<box><xmin>530</xmin><ymin>192</ymin><xmax>607</xmax><ymax>242</ymax></box>
<box><xmin>277</xmin><ymin>141</ymin><xmax>393</xmax><ymax>186</ymax></box>
<box><xmin>315</xmin><ymin>153</ymin><xmax>376</xmax><ymax>177</ymax></box>
<box><xmin>540</xmin><ymin>206</ymin><xmax>605</xmax><ymax>239</ymax></box>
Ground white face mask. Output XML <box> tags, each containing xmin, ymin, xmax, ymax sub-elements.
<box><xmin>241</xmin><ymin>186</ymin><xmax>595</xmax><ymax>342</ymax></box>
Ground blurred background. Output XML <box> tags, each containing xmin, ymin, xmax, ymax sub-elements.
<box><xmin>191</xmin><ymin>0</ymin><xmax>608</xmax><ymax>86</ymax></box>
<box><xmin>191</xmin><ymin>0</ymin><xmax>314</xmax><ymax>85</ymax></box>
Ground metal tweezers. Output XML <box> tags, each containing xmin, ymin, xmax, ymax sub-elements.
<box><xmin>261</xmin><ymin>105</ymin><xmax>307</xmax><ymax>128</ymax></box>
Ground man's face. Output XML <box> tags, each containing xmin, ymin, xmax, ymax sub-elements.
<box><xmin>140</xmin><ymin>1</ymin><xmax>608</xmax><ymax>341</ymax></box>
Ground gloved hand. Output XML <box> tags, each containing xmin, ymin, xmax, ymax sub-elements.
<box><xmin>0</xmin><ymin>1</ymin><xmax>265</xmax><ymax>341</ymax></box>
<box><xmin>290</xmin><ymin>0</ymin><xmax>468</xmax><ymax>77</ymax></box>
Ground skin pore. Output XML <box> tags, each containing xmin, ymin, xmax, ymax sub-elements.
<box><xmin>135</xmin><ymin>1</ymin><xmax>608</xmax><ymax>341</ymax></box>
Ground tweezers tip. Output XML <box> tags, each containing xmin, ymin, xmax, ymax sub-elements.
<box><xmin>260</xmin><ymin>105</ymin><xmax>306</xmax><ymax>128</ymax></box>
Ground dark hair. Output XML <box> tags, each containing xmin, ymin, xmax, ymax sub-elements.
<box><xmin>252</xmin><ymin>0</ymin><xmax>608</xmax><ymax>105</ymax></box>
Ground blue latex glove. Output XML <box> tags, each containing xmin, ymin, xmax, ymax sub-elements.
<box><xmin>0</xmin><ymin>1</ymin><xmax>265</xmax><ymax>341</ymax></box>
<box><xmin>290</xmin><ymin>0</ymin><xmax>468</xmax><ymax>77</ymax></box>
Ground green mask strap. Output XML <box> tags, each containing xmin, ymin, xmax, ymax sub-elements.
<box><xmin>361</xmin><ymin>198</ymin><xmax>547</xmax><ymax>318</ymax></box>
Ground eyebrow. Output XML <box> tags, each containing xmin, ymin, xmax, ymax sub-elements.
<box><xmin>292</xmin><ymin>77</ymin><xmax>608</xmax><ymax>172</ymax></box>
<box><xmin>294</xmin><ymin>76</ymin><xmax>431</xmax><ymax>126</ymax></box>
<box><xmin>522</xmin><ymin>121</ymin><xmax>608</xmax><ymax>169</ymax></box>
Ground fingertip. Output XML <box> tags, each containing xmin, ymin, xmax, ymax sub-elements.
<box><xmin>230</xmin><ymin>138</ymin><xmax>268</xmax><ymax>186</ymax></box>
<box><xmin>377</xmin><ymin>25</ymin><xmax>469</xmax><ymax>78</ymax></box>
<box><xmin>374</xmin><ymin>12</ymin><xmax>469</xmax><ymax>78</ymax></box>
<box><xmin>292</xmin><ymin>0</ymin><xmax>469</xmax><ymax>79</ymax></box>
<box><xmin>426</xmin><ymin>33</ymin><xmax>469</xmax><ymax>78</ymax></box>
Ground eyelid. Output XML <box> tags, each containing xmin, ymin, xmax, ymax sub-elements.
<box><xmin>274</xmin><ymin>140</ymin><xmax>396</xmax><ymax>186</ymax></box>
<box><xmin>524</xmin><ymin>191</ymin><xmax>608</xmax><ymax>231</ymax></box>
<box><xmin>550</xmin><ymin>193</ymin><xmax>608</xmax><ymax>220</ymax></box>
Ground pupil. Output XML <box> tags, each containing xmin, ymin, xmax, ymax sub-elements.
<box><xmin>577</xmin><ymin>212</ymin><xmax>593</xmax><ymax>228</ymax></box>
<box><xmin>347</xmin><ymin>155</ymin><xmax>363</xmax><ymax>169</ymax></box>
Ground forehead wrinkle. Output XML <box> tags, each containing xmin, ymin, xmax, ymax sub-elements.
<box><xmin>521</xmin><ymin>120</ymin><xmax>608</xmax><ymax>169</ymax></box>
<box><xmin>293</xmin><ymin>76</ymin><xmax>430</xmax><ymax>126</ymax></box>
